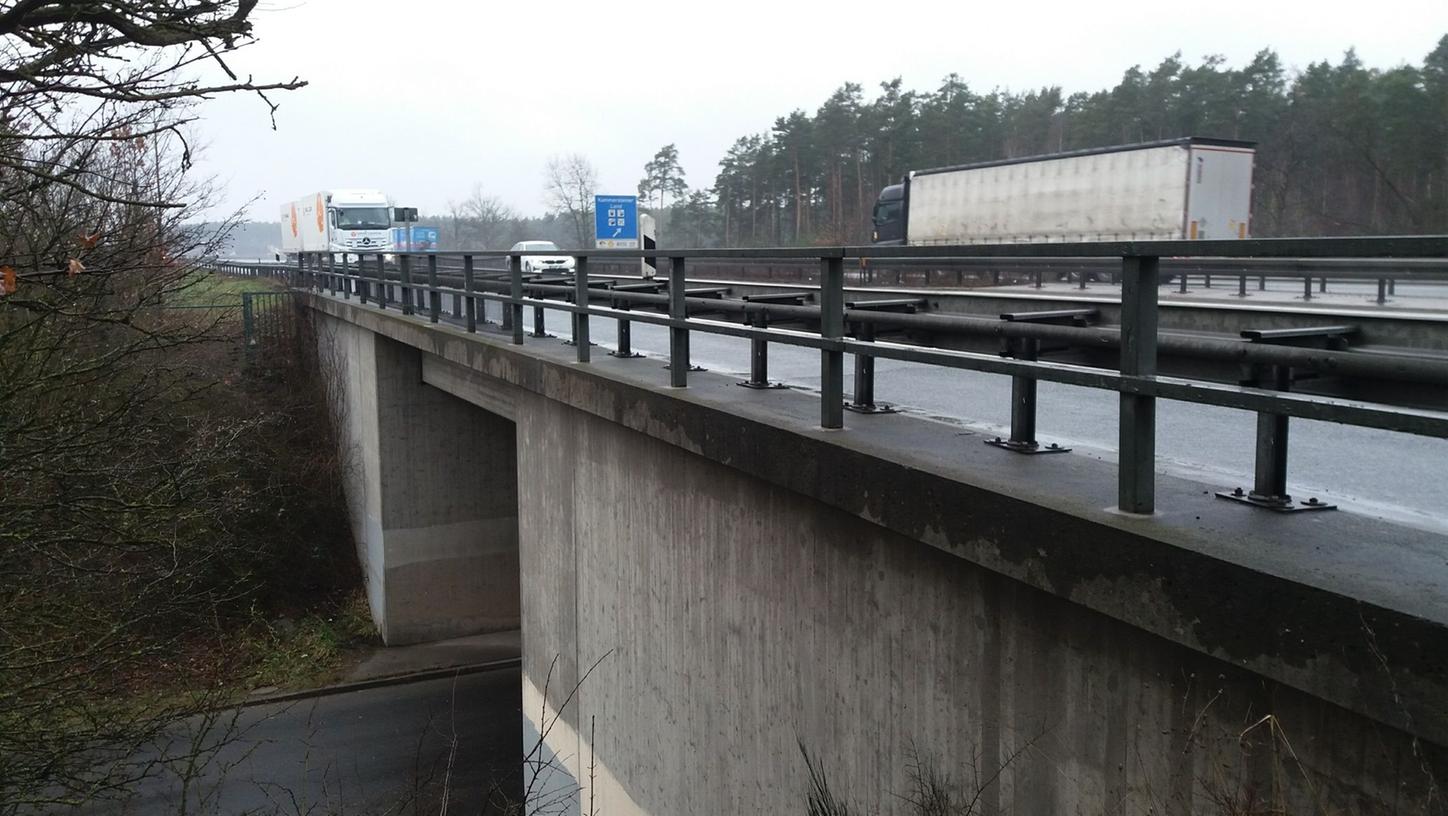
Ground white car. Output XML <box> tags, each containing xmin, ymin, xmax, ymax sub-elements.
<box><xmin>508</xmin><ymin>240</ymin><xmax>576</xmax><ymax>275</ymax></box>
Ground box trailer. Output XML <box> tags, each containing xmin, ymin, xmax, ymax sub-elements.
<box><xmin>871</xmin><ymin>137</ymin><xmax>1255</xmax><ymax>246</ymax></box>
<box><xmin>279</xmin><ymin>188</ymin><xmax>393</xmax><ymax>257</ymax></box>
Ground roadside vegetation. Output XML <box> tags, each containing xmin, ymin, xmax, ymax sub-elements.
<box><xmin>0</xmin><ymin>2</ymin><xmax>378</xmax><ymax>812</ymax></box>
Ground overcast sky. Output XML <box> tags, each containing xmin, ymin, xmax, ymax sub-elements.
<box><xmin>194</xmin><ymin>0</ymin><xmax>1447</xmax><ymax>221</ymax></box>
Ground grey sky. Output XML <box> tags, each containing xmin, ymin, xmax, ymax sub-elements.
<box><xmin>195</xmin><ymin>0</ymin><xmax>1447</xmax><ymax>221</ymax></box>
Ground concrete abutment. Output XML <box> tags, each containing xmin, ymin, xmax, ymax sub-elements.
<box><xmin>316</xmin><ymin>311</ymin><xmax>520</xmax><ymax>645</ymax></box>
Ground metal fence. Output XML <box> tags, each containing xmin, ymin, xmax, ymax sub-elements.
<box><xmin>224</xmin><ymin>237</ymin><xmax>1448</xmax><ymax>517</ymax></box>
<box><xmin>241</xmin><ymin>291</ymin><xmax>297</xmax><ymax>355</ymax></box>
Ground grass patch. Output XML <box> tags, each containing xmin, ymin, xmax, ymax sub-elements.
<box><xmin>237</xmin><ymin>590</ymin><xmax>379</xmax><ymax>692</ymax></box>
<box><xmin>168</xmin><ymin>269</ymin><xmax>285</xmax><ymax>306</ymax></box>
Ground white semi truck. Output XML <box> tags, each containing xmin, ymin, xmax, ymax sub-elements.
<box><xmin>870</xmin><ymin>137</ymin><xmax>1255</xmax><ymax>246</ymax></box>
<box><xmin>279</xmin><ymin>188</ymin><xmax>394</xmax><ymax>258</ymax></box>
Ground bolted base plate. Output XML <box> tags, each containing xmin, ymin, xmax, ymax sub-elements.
<box><xmin>738</xmin><ymin>380</ymin><xmax>788</xmax><ymax>390</ymax></box>
<box><xmin>663</xmin><ymin>363</ymin><xmax>707</xmax><ymax>372</ymax></box>
<box><xmin>528</xmin><ymin>332</ymin><xmax>555</xmax><ymax>339</ymax></box>
<box><xmin>844</xmin><ymin>401</ymin><xmax>898</xmax><ymax>414</ymax></box>
<box><xmin>984</xmin><ymin>437</ymin><xmax>1071</xmax><ymax>454</ymax></box>
<box><xmin>609</xmin><ymin>350</ymin><xmax>644</xmax><ymax>359</ymax></box>
<box><xmin>561</xmin><ymin>340</ymin><xmax>600</xmax><ymax>347</ymax></box>
<box><xmin>1215</xmin><ymin>489</ymin><xmax>1336</xmax><ymax>512</ymax></box>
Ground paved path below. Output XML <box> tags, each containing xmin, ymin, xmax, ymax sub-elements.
<box><xmin>58</xmin><ymin>667</ymin><xmax>523</xmax><ymax>815</ymax></box>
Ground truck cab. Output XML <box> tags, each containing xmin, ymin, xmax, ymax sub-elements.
<box><xmin>871</xmin><ymin>183</ymin><xmax>906</xmax><ymax>245</ymax></box>
<box><xmin>324</xmin><ymin>189</ymin><xmax>393</xmax><ymax>256</ymax></box>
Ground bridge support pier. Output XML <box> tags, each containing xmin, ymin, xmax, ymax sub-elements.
<box><xmin>317</xmin><ymin>315</ymin><xmax>520</xmax><ymax>645</ymax></box>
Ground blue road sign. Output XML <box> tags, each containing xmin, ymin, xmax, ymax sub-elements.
<box><xmin>594</xmin><ymin>195</ymin><xmax>639</xmax><ymax>248</ymax></box>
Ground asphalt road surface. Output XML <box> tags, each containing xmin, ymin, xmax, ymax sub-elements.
<box><xmin>52</xmin><ymin>667</ymin><xmax>523</xmax><ymax>815</ymax></box>
<box><xmin>499</xmin><ymin>300</ymin><xmax>1448</xmax><ymax>533</ymax></box>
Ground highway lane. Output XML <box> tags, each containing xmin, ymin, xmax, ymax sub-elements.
<box><xmin>991</xmin><ymin>277</ymin><xmax>1448</xmax><ymax>311</ymax></box>
<box><xmin>505</xmin><ymin>301</ymin><xmax>1448</xmax><ymax>532</ymax></box>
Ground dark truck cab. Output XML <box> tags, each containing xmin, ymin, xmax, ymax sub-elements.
<box><xmin>870</xmin><ymin>182</ymin><xmax>906</xmax><ymax>245</ymax></box>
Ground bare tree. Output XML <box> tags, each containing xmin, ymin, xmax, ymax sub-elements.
<box><xmin>0</xmin><ymin>3</ymin><xmax>316</xmax><ymax>811</ymax></box>
<box><xmin>461</xmin><ymin>183</ymin><xmax>518</xmax><ymax>249</ymax></box>
<box><xmin>543</xmin><ymin>154</ymin><xmax>597</xmax><ymax>248</ymax></box>
<box><xmin>0</xmin><ymin>1</ymin><xmax>304</xmax><ymax>218</ymax></box>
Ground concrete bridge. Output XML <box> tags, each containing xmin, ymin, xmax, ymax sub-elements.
<box><xmin>251</xmin><ymin>238</ymin><xmax>1448</xmax><ymax>814</ymax></box>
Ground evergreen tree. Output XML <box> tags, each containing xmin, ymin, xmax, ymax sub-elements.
<box><xmin>690</xmin><ymin>39</ymin><xmax>1447</xmax><ymax>245</ymax></box>
<box><xmin>638</xmin><ymin>144</ymin><xmax>689</xmax><ymax>212</ymax></box>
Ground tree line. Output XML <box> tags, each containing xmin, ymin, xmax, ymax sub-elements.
<box><xmin>436</xmin><ymin>39</ymin><xmax>1443</xmax><ymax>250</ymax></box>
<box><xmin>709</xmin><ymin>40</ymin><xmax>1448</xmax><ymax>245</ymax></box>
<box><xmin>413</xmin><ymin>40</ymin><xmax>1448</xmax><ymax>252</ymax></box>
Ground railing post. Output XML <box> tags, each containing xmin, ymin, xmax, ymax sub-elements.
<box><xmin>463</xmin><ymin>255</ymin><xmax>477</xmax><ymax>332</ymax></box>
<box><xmin>509</xmin><ymin>254</ymin><xmax>524</xmax><ymax>345</ymax></box>
<box><xmin>986</xmin><ymin>332</ymin><xmax>1065</xmax><ymax>454</ymax></box>
<box><xmin>427</xmin><ymin>254</ymin><xmax>440</xmax><ymax>323</ymax></box>
<box><xmin>1010</xmin><ymin>339</ymin><xmax>1038</xmax><ymax>441</ymax></box>
<box><xmin>376</xmin><ymin>253</ymin><xmax>387</xmax><ymax>310</ymax></box>
<box><xmin>668</xmin><ymin>256</ymin><xmax>688</xmax><ymax>387</ymax></box>
<box><xmin>820</xmin><ymin>254</ymin><xmax>845</xmax><ymax>429</ymax></box>
<box><xmin>573</xmin><ymin>256</ymin><xmax>590</xmax><ymax>363</ymax></box>
<box><xmin>1256</xmin><ymin>365</ymin><xmax>1293</xmax><ymax>503</ymax></box>
<box><xmin>327</xmin><ymin>252</ymin><xmax>337</xmax><ymax>296</ymax></box>
<box><xmin>242</xmin><ymin>292</ymin><xmax>256</xmax><ymax>352</ymax></box>
<box><xmin>611</xmin><ymin>295</ymin><xmax>640</xmax><ymax>358</ymax></box>
<box><xmin>1237</xmin><ymin>273</ymin><xmax>1248</xmax><ymax>298</ymax></box>
<box><xmin>400</xmin><ymin>255</ymin><xmax>414</xmax><ymax>315</ymax></box>
<box><xmin>1177</xmin><ymin>271</ymin><xmax>1188</xmax><ymax>294</ymax></box>
<box><xmin>1118</xmin><ymin>255</ymin><xmax>1159</xmax><ymax>514</ymax></box>
<box><xmin>340</xmin><ymin>253</ymin><xmax>351</xmax><ymax>299</ymax></box>
<box><xmin>1302</xmin><ymin>275</ymin><xmax>1313</xmax><ymax>301</ymax></box>
<box><xmin>1376</xmin><ymin>277</ymin><xmax>1388</xmax><ymax>305</ymax></box>
<box><xmin>1319</xmin><ymin>276</ymin><xmax>1327</xmax><ymax>294</ymax></box>
<box><xmin>844</xmin><ymin>319</ymin><xmax>892</xmax><ymax>412</ymax></box>
<box><xmin>739</xmin><ymin>310</ymin><xmax>781</xmax><ymax>389</ymax></box>
<box><xmin>358</xmin><ymin>254</ymin><xmax>369</xmax><ymax>305</ymax></box>
<box><xmin>1216</xmin><ymin>362</ymin><xmax>1334</xmax><ymax>512</ymax></box>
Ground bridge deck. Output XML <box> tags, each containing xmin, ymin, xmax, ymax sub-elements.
<box><xmin>310</xmin><ymin>291</ymin><xmax>1448</xmax><ymax>749</ymax></box>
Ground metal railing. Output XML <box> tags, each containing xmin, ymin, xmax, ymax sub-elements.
<box><xmin>223</xmin><ymin>236</ymin><xmax>1448</xmax><ymax>517</ymax></box>
<box><xmin>241</xmin><ymin>290</ymin><xmax>297</xmax><ymax>355</ymax></box>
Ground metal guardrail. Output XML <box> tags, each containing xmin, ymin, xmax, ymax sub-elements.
<box><xmin>215</xmin><ymin>236</ymin><xmax>1448</xmax><ymax>517</ymax></box>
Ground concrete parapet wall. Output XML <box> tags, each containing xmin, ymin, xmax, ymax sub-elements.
<box><xmin>520</xmin><ymin>394</ymin><xmax>1443</xmax><ymax>815</ymax></box>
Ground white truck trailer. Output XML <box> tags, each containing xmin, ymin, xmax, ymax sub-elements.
<box><xmin>279</xmin><ymin>188</ymin><xmax>394</xmax><ymax>258</ymax></box>
<box><xmin>870</xmin><ymin>137</ymin><xmax>1255</xmax><ymax>246</ymax></box>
